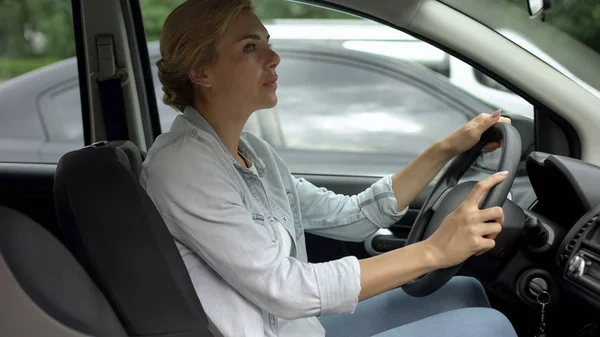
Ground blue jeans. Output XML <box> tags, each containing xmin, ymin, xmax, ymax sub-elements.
<box><xmin>318</xmin><ymin>276</ymin><xmax>517</xmax><ymax>337</ymax></box>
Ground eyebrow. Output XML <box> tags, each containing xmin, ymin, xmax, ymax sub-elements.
<box><xmin>239</xmin><ymin>33</ymin><xmax>270</xmax><ymax>41</ymax></box>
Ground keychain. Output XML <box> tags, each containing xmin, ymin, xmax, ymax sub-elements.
<box><xmin>534</xmin><ymin>291</ymin><xmax>551</xmax><ymax>337</ymax></box>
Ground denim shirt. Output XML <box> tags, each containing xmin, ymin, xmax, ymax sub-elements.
<box><xmin>140</xmin><ymin>107</ymin><xmax>408</xmax><ymax>337</ymax></box>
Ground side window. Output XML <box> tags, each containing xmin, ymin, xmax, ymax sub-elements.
<box><xmin>0</xmin><ymin>1</ymin><xmax>79</xmax><ymax>163</ymax></box>
<box><xmin>140</xmin><ymin>1</ymin><xmax>533</xmax><ymax>175</ymax></box>
<box><xmin>271</xmin><ymin>56</ymin><xmax>468</xmax><ymax>156</ymax></box>
<box><xmin>39</xmin><ymin>82</ymin><xmax>83</xmax><ymax>142</ymax></box>
<box><xmin>253</xmin><ymin>4</ymin><xmax>535</xmax><ymax>175</ymax></box>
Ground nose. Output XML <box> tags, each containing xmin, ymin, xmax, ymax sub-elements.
<box><xmin>268</xmin><ymin>48</ymin><xmax>280</xmax><ymax>69</ymax></box>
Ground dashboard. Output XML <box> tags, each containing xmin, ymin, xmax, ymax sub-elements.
<box><xmin>523</xmin><ymin>151</ymin><xmax>600</xmax><ymax>309</ymax></box>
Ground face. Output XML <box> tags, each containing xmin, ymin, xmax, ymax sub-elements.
<box><xmin>193</xmin><ymin>10</ymin><xmax>280</xmax><ymax>114</ymax></box>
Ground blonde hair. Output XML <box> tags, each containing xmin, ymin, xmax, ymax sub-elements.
<box><xmin>157</xmin><ymin>0</ymin><xmax>254</xmax><ymax>112</ymax></box>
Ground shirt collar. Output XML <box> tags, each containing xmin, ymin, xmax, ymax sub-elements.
<box><xmin>182</xmin><ymin>106</ymin><xmax>267</xmax><ymax>177</ymax></box>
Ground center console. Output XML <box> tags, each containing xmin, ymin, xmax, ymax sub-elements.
<box><xmin>558</xmin><ymin>205</ymin><xmax>600</xmax><ymax>308</ymax></box>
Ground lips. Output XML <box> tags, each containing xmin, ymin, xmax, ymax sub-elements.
<box><xmin>263</xmin><ymin>75</ymin><xmax>278</xmax><ymax>88</ymax></box>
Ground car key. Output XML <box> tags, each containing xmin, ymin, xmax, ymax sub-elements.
<box><xmin>534</xmin><ymin>291</ymin><xmax>551</xmax><ymax>337</ymax></box>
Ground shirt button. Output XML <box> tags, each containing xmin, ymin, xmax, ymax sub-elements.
<box><xmin>268</xmin><ymin>216</ymin><xmax>274</xmax><ymax>222</ymax></box>
<box><xmin>283</xmin><ymin>216</ymin><xmax>289</xmax><ymax>222</ymax></box>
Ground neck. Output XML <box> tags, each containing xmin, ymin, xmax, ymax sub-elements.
<box><xmin>193</xmin><ymin>101</ymin><xmax>249</xmax><ymax>158</ymax></box>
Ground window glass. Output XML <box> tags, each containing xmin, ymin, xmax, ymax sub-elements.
<box><xmin>40</xmin><ymin>83</ymin><xmax>83</xmax><ymax>142</ymax></box>
<box><xmin>136</xmin><ymin>1</ymin><xmax>535</xmax><ymax>176</ymax></box>
<box><xmin>0</xmin><ymin>0</ymin><xmax>78</xmax><ymax>163</ymax></box>
<box><xmin>273</xmin><ymin>57</ymin><xmax>467</xmax><ymax>156</ymax></box>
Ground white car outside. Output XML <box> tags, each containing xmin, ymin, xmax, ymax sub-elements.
<box><xmin>265</xmin><ymin>19</ymin><xmax>600</xmax><ymax>120</ymax></box>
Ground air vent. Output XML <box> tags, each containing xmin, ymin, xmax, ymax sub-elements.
<box><xmin>561</xmin><ymin>214</ymin><xmax>599</xmax><ymax>265</ymax></box>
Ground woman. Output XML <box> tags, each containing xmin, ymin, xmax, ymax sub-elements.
<box><xmin>140</xmin><ymin>1</ymin><xmax>518</xmax><ymax>336</ymax></box>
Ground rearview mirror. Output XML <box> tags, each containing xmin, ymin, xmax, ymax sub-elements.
<box><xmin>527</xmin><ymin>0</ymin><xmax>551</xmax><ymax>18</ymax></box>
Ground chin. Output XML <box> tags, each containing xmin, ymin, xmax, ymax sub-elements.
<box><xmin>257</xmin><ymin>96</ymin><xmax>278</xmax><ymax>110</ymax></box>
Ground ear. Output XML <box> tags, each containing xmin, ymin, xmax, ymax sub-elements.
<box><xmin>189</xmin><ymin>66</ymin><xmax>212</xmax><ymax>88</ymax></box>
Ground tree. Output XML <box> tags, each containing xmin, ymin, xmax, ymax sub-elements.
<box><xmin>546</xmin><ymin>0</ymin><xmax>600</xmax><ymax>54</ymax></box>
<box><xmin>0</xmin><ymin>0</ymin><xmax>75</xmax><ymax>58</ymax></box>
<box><xmin>140</xmin><ymin>0</ymin><xmax>185</xmax><ymax>42</ymax></box>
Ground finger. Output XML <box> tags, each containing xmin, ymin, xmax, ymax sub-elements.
<box><xmin>472</xmin><ymin>221</ymin><xmax>503</xmax><ymax>237</ymax></box>
<box><xmin>477</xmin><ymin>109</ymin><xmax>501</xmax><ymax>131</ymax></box>
<box><xmin>482</xmin><ymin>141</ymin><xmax>499</xmax><ymax>149</ymax></box>
<box><xmin>482</xmin><ymin>142</ymin><xmax>501</xmax><ymax>153</ymax></box>
<box><xmin>464</xmin><ymin>171</ymin><xmax>509</xmax><ymax>206</ymax></box>
<box><xmin>483</xmin><ymin>139</ymin><xmax>506</xmax><ymax>153</ymax></box>
<box><xmin>498</xmin><ymin>116</ymin><xmax>512</xmax><ymax>125</ymax></box>
<box><xmin>484</xmin><ymin>139</ymin><xmax>504</xmax><ymax>148</ymax></box>
<box><xmin>478</xmin><ymin>206</ymin><xmax>504</xmax><ymax>224</ymax></box>
<box><xmin>475</xmin><ymin>238</ymin><xmax>496</xmax><ymax>256</ymax></box>
<box><xmin>485</xmin><ymin>231</ymin><xmax>500</xmax><ymax>241</ymax></box>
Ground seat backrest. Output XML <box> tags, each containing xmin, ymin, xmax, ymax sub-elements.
<box><xmin>0</xmin><ymin>205</ymin><xmax>127</xmax><ymax>337</ymax></box>
<box><xmin>53</xmin><ymin>141</ymin><xmax>213</xmax><ymax>337</ymax></box>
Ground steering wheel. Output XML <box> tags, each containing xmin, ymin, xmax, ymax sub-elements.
<box><xmin>401</xmin><ymin>122</ymin><xmax>522</xmax><ymax>297</ymax></box>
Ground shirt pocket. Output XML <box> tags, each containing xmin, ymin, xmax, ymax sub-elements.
<box><xmin>252</xmin><ymin>213</ymin><xmax>276</xmax><ymax>242</ymax></box>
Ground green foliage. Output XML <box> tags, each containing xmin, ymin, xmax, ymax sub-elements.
<box><xmin>546</xmin><ymin>0</ymin><xmax>600</xmax><ymax>55</ymax></box>
<box><xmin>0</xmin><ymin>0</ymin><xmax>75</xmax><ymax>59</ymax></box>
<box><xmin>140</xmin><ymin>0</ymin><xmax>185</xmax><ymax>42</ymax></box>
<box><xmin>0</xmin><ymin>57</ymin><xmax>59</xmax><ymax>78</ymax></box>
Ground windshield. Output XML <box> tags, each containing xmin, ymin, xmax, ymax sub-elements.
<box><xmin>439</xmin><ymin>0</ymin><xmax>600</xmax><ymax>97</ymax></box>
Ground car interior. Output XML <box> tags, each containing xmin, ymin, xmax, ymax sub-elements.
<box><xmin>2</xmin><ymin>0</ymin><xmax>600</xmax><ymax>336</ymax></box>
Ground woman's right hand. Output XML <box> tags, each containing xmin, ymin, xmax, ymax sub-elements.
<box><xmin>424</xmin><ymin>171</ymin><xmax>509</xmax><ymax>269</ymax></box>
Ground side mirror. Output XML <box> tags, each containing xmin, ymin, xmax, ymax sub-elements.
<box><xmin>527</xmin><ymin>0</ymin><xmax>552</xmax><ymax>18</ymax></box>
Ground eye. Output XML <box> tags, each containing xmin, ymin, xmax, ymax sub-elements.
<box><xmin>243</xmin><ymin>43</ymin><xmax>256</xmax><ymax>53</ymax></box>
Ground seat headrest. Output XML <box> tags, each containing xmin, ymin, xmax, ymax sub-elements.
<box><xmin>54</xmin><ymin>144</ymin><xmax>212</xmax><ymax>337</ymax></box>
<box><xmin>0</xmin><ymin>205</ymin><xmax>126</xmax><ymax>337</ymax></box>
<box><xmin>84</xmin><ymin>140</ymin><xmax>144</xmax><ymax>178</ymax></box>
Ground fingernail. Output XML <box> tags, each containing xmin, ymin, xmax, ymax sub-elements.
<box><xmin>498</xmin><ymin>171</ymin><xmax>509</xmax><ymax>176</ymax></box>
<box><xmin>491</xmin><ymin>109</ymin><xmax>501</xmax><ymax>119</ymax></box>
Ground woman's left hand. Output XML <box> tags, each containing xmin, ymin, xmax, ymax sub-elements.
<box><xmin>441</xmin><ymin>109</ymin><xmax>512</xmax><ymax>156</ymax></box>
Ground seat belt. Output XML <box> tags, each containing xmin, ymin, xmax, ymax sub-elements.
<box><xmin>95</xmin><ymin>35</ymin><xmax>129</xmax><ymax>141</ymax></box>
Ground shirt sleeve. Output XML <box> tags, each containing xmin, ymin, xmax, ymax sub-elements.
<box><xmin>142</xmin><ymin>137</ymin><xmax>361</xmax><ymax>319</ymax></box>
<box><xmin>295</xmin><ymin>174</ymin><xmax>408</xmax><ymax>242</ymax></box>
